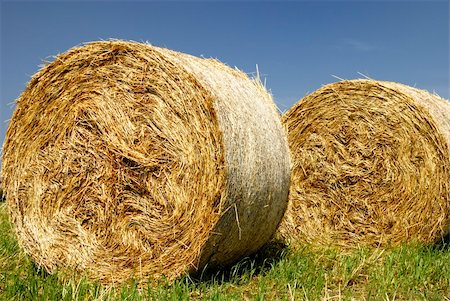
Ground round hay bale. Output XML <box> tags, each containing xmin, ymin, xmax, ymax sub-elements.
<box><xmin>2</xmin><ymin>40</ymin><xmax>290</xmax><ymax>284</ymax></box>
<box><xmin>278</xmin><ymin>79</ymin><xmax>450</xmax><ymax>248</ymax></box>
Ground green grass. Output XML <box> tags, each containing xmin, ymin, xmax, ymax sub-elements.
<box><xmin>0</xmin><ymin>202</ymin><xmax>449</xmax><ymax>300</ymax></box>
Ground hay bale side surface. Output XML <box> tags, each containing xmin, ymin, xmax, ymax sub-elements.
<box><xmin>158</xmin><ymin>49</ymin><xmax>291</xmax><ymax>269</ymax></box>
<box><xmin>278</xmin><ymin>79</ymin><xmax>450</xmax><ymax>248</ymax></box>
<box><xmin>2</xmin><ymin>41</ymin><xmax>290</xmax><ymax>284</ymax></box>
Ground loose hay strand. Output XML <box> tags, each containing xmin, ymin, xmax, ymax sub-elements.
<box><xmin>1</xmin><ymin>40</ymin><xmax>290</xmax><ymax>285</ymax></box>
<box><xmin>279</xmin><ymin>79</ymin><xmax>450</xmax><ymax>248</ymax></box>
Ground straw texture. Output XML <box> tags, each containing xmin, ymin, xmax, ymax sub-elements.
<box><xmin>279</xmin><ymin>79</ymin><xmax>450</xmax><ymax>248</ymax></box>
<box><xmin>1</xmin><ymin>40</ymin><xmax>290</xmax><ymax>284</ymax></box>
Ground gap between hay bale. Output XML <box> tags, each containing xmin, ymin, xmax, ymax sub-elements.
<box><xmin>278</xmin><ymin>79</ymin><xmax>450</xmax><ymax>248</ymax></box>
<box><xmin>1</xmin><ymin>40</ymin><xmax>291</xmax><ymax>285</ymax></box>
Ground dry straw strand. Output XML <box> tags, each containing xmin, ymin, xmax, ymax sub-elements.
<box><xmin>278</xmin><ymin>79</ymin><xmax>450</xmax><ymax>248</ymax></box>
<box><xmin>2</xmin><ymin>40</ymin><xmax>290</xmax><ymax>285</ymax></box>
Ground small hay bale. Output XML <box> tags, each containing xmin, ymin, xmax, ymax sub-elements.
<box><xmin>278</xmin><ymin>79</ymin><xmax>450</xmax><ymax>248</ymax></box>
<box><xmin>2</xmin><ymin>41</ymin><xmax>290</xmax><ymax>284</ymax></box>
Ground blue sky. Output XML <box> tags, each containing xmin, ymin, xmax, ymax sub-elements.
<box><xmin>1</xmin><ymin>1</ymin><xmax>449</xmax><ymax>159</ymax></box>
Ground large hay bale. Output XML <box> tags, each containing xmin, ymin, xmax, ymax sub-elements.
<box><xmin>279</xmin><ymin>79</ymin><xmax>450</xmax><ymax>248</ymax></box>
<box><xmin>1</xmin><ymin>41</ymin><xmax>290</xmax><ymax>284</ymax></box>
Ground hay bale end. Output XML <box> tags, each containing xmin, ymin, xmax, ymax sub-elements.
<box><xmin>279</xmin><ymin>79</ymin><xmax>450</xmax><ymax>248</ymax></box>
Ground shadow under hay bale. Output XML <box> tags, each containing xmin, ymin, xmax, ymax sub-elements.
<box><xmin>193</xmin><ymin>239</ymin><xmax>288</xmax><ymax>284</ymax></box>
<box><xmin>278</xmin><ymin>79</ymin><xmax>450</xmax><ymax>248</ymax></box>
<box><xmin>2</xmin><ymin>41</ymin><xmax>290</xmax><ymax>285</ymax></box>
<box><xmin>0</xmin><ymin>178</ymin><xmax>4</xmax><ymax>202</ymax></box>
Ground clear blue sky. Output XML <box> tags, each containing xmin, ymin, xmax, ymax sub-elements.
<box><xmin>1</xmin><ymin>1</ymin><xmax>449</xmax><ymax>162</ymax></box>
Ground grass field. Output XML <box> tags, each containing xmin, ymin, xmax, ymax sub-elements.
<box><xmin>0</xmin><ymin>202</ymin><xmax>449</xmax><ymax>301</ymax></box>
